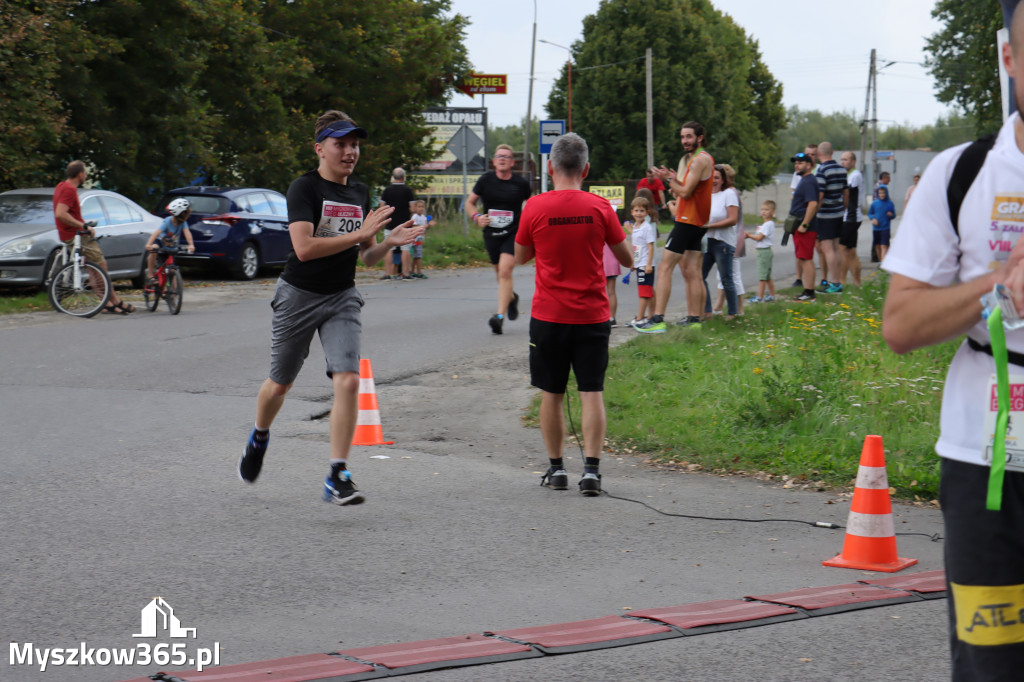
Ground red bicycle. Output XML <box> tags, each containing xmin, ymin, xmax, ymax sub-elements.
<box><xmin>144</xmin><ymin>246</ymin><xmax>183</xmax><ymax>315</ymax></box>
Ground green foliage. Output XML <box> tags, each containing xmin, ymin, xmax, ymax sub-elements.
<box><xmin>544</xmin><ymin>0</ymin><xmax>785</xmax><ymax>189</ymax></box>
<box><xmin>775</xmin><ymin>108</ymin><xmax>861</xmax><ymax>163</ymax></box>
<box><xmin>0</xmin><ymin>0</ymin><xmax>81</xmax><ymax>188</ymax></box>
<box><xmin>563</xmin><ymin>273</ymin><xmax>950</xmax><ymax>500</ymax></box>
<box><xmin>1</xmin><ymin>0</ymin><xmax>470</xmax><ymax>202</ymax></box>
<box><xmin>487</xmin><ymin>117</ymin><xmax>541</xmax><ymax>158</ymax></box>
<box><xmin>925</xmin><ymin>0</ymin><xmax>1004</xmax><ymax>137</ymax></box>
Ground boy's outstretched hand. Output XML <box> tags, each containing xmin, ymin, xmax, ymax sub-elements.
<box><xmin>384</xmin><ymin>220</ymin><xmax>424</xmax><ymax>247</ymax></box>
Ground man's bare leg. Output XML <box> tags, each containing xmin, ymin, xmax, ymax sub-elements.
<box><xmin>681</xmin><ymin>251</ymin><xmax>705</xmax><ymax>318</ymax></box>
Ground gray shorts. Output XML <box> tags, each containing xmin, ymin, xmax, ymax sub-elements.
<box><xmin>269</xmin><ymin>279</ymin><xmax>364</xmax><ymax>385</ymax></box>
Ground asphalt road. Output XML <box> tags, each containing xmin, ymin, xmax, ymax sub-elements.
<box><xmin>0</xmin><ymin>238</ymin><xmax>950</xmax><ymax>681</ymax></box>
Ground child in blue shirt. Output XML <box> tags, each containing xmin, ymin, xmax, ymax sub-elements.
<box><xmin>868</xmin><ymin>185</ymin><xmax>896</xmax><ymax>262</ymax></box>
<box><xmin>145</xmin><ymin>197</ymin><xmax>195</xmax><ymax>282</ymax></box>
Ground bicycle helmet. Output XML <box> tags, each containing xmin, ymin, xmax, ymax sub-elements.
<box><xmin>167</xmin><ymin>198</ymin><xmax>191</xmax><ymax>217</ymax></box>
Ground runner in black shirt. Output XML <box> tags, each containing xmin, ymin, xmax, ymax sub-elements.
<box><xmin>465</xmin><ymin>144</ymin><xmax>532</xmax><ymax>334</ymax></box>
<box><xmin>239</xmin><ymin>110</ymin><xmax>423</xmax><ymax>506</ymax></box>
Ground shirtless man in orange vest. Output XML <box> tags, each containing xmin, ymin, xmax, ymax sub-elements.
<box><xmin>635</xmin><ymin>121</ymin><xmax>714</xmax><ymax>333</ymax></box>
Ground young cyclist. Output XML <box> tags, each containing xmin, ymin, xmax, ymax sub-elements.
<box><xmin>145</xmin><ymin>198</ymin><xmax>196</xmax><ymax>283</ymax></box>
<box><xmin>239</xmin><ymin>110</ymin><xmax>423</xmax><ymax>506</ymax></box>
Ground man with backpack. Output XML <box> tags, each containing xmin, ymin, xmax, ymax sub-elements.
<box><xmin>882</xmin><ymin>6</ymin><xmax>1024</xmax><ymax>677</ymax></box>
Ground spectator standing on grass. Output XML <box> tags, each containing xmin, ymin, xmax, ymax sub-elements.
<box><xmin>882</xmin><ymin>8</ymin><xmax>1024</xmax><ymax>677</ymax></box>
<box><xmin>711</xmin><ymin>164</ymin><xmax>745</xmax><ymax>316</ymax></box>
<box><xmin>745</xmin><ymin>200</ymin><xmax>776</xmax><ymax>303</ymax></box>
<box><xmin>238</xmin><ymin>110</ymin><xmax>422</xmax><ymax>506</ymax></box>
<box><xmin>789</xmin><ymin>152</ymin><xmax>819</xmax><ymax>301</ymax></box>
<box><xmin>53</xmin><ymin>160</ymin><xmax>135</xmax><ymax>315</ymax></box>
<box><xmin>515</xmin><ymin>132</ymin><xmax>632</xmax><ymax>496</ymax></box>
<box><xmin>699</xmin><ymin>164</ymin><xmax>740</xmax><ymax>319</ymax></box>
<box><xmin>380</xmin><ymin>167</ymin><xmax>415</xmax><ymax>279</ymax></box>
<box><xmin>636</xmin><ymin>121</ymin><xmax>715</xmax><ymax>332</ymax></box>
<box><xmin>814</xmin><ymin>142</ymin><xmax>848</xmax><ymax>294</ymax></box>
<box><xmin>627</xmin><ymin>195</ymin><xmax>657</xmax><ymax>326</ymax></box>
<box><xmin>466</xmin><ymin>144</ymin><xmax>532</xmax><ymax>335</ymax></box>
<box><xmin>788</xmin><ymin>144</ymin><xmax>818</xmax><ymax>288</ymax></box>
<box><xmin>839</xmin><ymin>151</ymin><xmax>865</xmax><ymax>286</ymax></box>
<box><xmin>869</xmin><ymin>185</ymin><xmax>895</xmax><ymax>263</ymax></box>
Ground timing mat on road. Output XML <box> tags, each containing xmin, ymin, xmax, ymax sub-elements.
<box><xmin>121</xmin><ymin>570</ymin><xmax>946</xmax><ymax>682</ymax></box>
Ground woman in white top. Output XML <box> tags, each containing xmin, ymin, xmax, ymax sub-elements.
<box><xmin>701</xmin><ymin>165</ymin><xmax>739</xmax><ymax>318</ymax></box>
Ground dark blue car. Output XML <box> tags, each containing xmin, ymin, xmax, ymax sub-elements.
<box><xmin>156</xmin><ymin>187</ymin><xmax>291</xmax><ymax>279</ymax></box>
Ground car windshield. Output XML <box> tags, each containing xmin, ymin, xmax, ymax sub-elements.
<box><xmin>157</xmin><ymin>194</ymin><xmax>228</xmax><ymax>216</ymax></box>
<box><xmin>0</xmin><ymin>195</ymin><xmax>54</xmax><ymax>224</ymax></box>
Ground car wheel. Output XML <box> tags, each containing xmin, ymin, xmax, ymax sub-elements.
<box><xmin>232</xmin><ymin>241</ymin><xmax>260</xmax><ymax>280</ymax></box>
<box><xmin>130</xmin><ymin>253</ymin><xmax>148</xmax><ymax>289</ymax></box>
<box><xmin>42</xmin><ymin>248</ymin><xmax>63</xmax><ymax>287</ymax></box>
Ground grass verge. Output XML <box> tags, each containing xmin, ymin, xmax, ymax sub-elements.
<box><xmin>527</xmin><ymin>271</ymin><xmax>955</xmax><ymax>502</ymax></box>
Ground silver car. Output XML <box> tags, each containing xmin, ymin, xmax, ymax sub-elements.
<box><xmin>0</xmin><ymin>187</ymin><xmax>160</xmax><ymax>287</ymax></box>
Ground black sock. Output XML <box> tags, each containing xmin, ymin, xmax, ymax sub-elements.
<box><xmin>584</xmin><ymin>457</ymin><xmax>600</xmax><ymax>475</ymax></box>
<box><xmin>651</xmin><ymin>314</ymin><xmax>664</xmax><ymax>323</ymax></box>
<box><xmin>688</xmin><ymin>315</ymin><xmax>701</xmax><ymax>323</ymax></box>
<box><xmin>803</xmin><ymin>289</ymin><xmax>815</xmax><ymax>296</ymax></box>
<box><xmin>549</xmin><ymin>458</ymin><xmax>564</xmax><ymax>470</ymax></box>
<box><xmin>330</xmin><ymin>461</ymin><xmax>348</xmax><ymax>478</ymax></box>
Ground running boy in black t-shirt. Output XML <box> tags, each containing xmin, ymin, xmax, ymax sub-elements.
<box><xmin>239</xmin><ymin>110</ymin><xmax>423</xmax><ymax>506</ymax></box>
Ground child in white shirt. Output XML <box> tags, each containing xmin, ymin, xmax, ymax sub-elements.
<box><xmin>744</xmin><ymin>200</ymin><xmax>776</xmax><ymax>302</ymax></box>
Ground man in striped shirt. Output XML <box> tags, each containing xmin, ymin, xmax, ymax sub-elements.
<box><xmin>814</xmin><ymin>142</ymin><xmax>848</xmax><ymax>294</ymax></box>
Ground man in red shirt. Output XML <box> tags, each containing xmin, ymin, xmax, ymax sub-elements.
<box><xmin>515</xmin><ymin>133</ymin><xmax>633</xmax><ymax>496</ymax></box>
<box><xmin>636</xmin><ymin>168</ymin><xmax>665</xmax><ymax>208</ymax></box>
<box><xmin>53</xmin><ymin>160</ymin><xmax>134</xmax><ymax>314</ymax></box>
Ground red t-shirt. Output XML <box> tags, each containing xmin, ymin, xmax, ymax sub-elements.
<box><xmin>53</xmin><ymin>180</ymin><xmax>82</xmax><ymax>241</ymax></box>
<box><xmin>636</xmin><ymin>177</ymin><xmax>665</xmax><ymax>206</ymax></box>
<box><xmin>516</xmin><ymin>189</ymin><xmax>626</xmax><ymax>324</ymax></box>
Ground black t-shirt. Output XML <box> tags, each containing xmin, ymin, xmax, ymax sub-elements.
<box><xmin>471</xmin><ymin>171</ymin><xmax>532</xmax><ymax>234</ymax></box>
<box><xmin>380</xmin><ymin>183</ymin><xmax>415</xmax><ymax>228</ymax></box>
<box><xmin>282</xmin><ymin>170</ymin><xmax>371</xmax><ymax>295</ymax></box>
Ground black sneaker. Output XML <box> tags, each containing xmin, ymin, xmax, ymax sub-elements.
<box><xmin>540</xmin><ymin>468</ymin><xmax>568</xmax><ymax>490</ymax></box>
<box><xmin>792</xmin><ymin>279</ymin><xmax>803</xmax><ymax>288</ymax></box>
<box><xmin>507</xmin><ymin>292</ymin><xmax>520</xmax><ymax>321</ymax></box>
<box><xmin>239</xmin><ymin>428</ymin><xmax>268</xmax><ymax>483</ymax></box>
<box><xmin>489</xmin><ymin>314</ymin><xmax>504</xmax><ymax>334</ymax></box>
<box><xmin>579</xmin><ymin>472</ymin><xmax>602</xmax><ymax>496</ymax></box>
<box><xmin>323</xmin><ymin>470</ymin><xmax>365</xmax><ymax>506</ymax></box>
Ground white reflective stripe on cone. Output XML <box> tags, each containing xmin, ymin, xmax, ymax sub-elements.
<box><xmin>356</xmin><ymin>410</ymin><xmax>382</xmax><ymax>426</ymax></box>
<box><xmin>845</xmin><ymin>510</ymin><xmax>895</xmax><ymax>538</ymax></box>
<box><xmin>854</xmin><ymin>465</ymin><xmax>889</xmax><ymax>489</ymax></box>
<box><xmin>359</xmin><ymin>378</ymin><xmax>375</xmax><ymax>393</ymax></box>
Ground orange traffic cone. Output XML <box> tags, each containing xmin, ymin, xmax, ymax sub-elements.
<box><xmin>351</xmin><ymin>359</ymin><xmax>394</xmax><ymax>446</ymax></box>
<box><xmin>823</xmin><ymin>435</ymin><xmax>918</xmax><ymax>572</ymax></box>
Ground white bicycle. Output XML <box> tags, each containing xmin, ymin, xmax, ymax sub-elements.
<box><xmin>47</xmin><ymin>224</ymin><xmax>112</xmax><ymax>318</ymax></box>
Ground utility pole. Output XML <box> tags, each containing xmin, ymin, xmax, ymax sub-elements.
<box><xmin>871</xmin><ymin>50</ymin><xmax>879</xmax><ymax>198</ymax></box>
<box><xmin>859</xmin><ymin>49</ymin><xmax>874</xmax><ymax>191</ymax></box>
<box><xmin>645</xmin><ymin>47</ymin><xmax>654</xmax><ymax>169</ymax></box>
<box><xmin>523</xmin><ymin>1</ymin><xmax>537</xmax><ymax>185</ymax></box>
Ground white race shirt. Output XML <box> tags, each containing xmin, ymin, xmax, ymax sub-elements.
<box><xmin>883</xmin><ymin>112</ymin><xmax>1024</xmax><ymax>465</ymax></box>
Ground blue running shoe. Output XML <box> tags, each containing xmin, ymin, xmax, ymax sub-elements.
<box><xmin>239</xmin><ymin>428</ymin><xmax>268</xmax><ymax>483</ymax></box>
<box><xmin>323</xmin><ymin>470</ymin><xmax>366</xmax><ymax>506</ymax></box>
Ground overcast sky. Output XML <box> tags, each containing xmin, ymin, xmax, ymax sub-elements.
<box><xmin>444</xmin><ymin>0</ymin><xmax>962</xmax><ymax>130</ymax></box>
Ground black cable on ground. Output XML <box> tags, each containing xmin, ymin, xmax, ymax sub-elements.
<box><xmin>563</xmin><ymin>392</ymin><xmax>943</xmax><ymax>542</ymax></box>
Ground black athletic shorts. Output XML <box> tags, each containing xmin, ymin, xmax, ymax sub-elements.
<box><xmin>529</xmin><ymin>318</ymin><xmax>611</xmax><ymax>394</ymax></box>
<box><xmin>815</xmin><ymin>217</ymin><xmax>843</xmax><ymax>241</ymax></box>
<box><xmin>483</xmin><ymin>228</ymin><xmax>516</xmax><ymax>265</ymax></box>
<box><xmin>665</xmin><ymin>221</ymin><xmax>706</xmax><ymax>254</ymax></box>
<box><xmin>839</xmin><ymin>220</ymin><xmax>861</xmax><ymax>249</ymax></box>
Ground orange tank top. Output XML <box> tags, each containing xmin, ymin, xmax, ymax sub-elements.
<box><xmin>674</xmin><ymin>150</ymin><xmax>714</xmax><ymax>226</ymax></box>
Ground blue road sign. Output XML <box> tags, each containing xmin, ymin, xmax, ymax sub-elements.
<box><xmin>539</xmin><ymin>120</ymin><xmax>566</xmax><ymax>154</ymax></box>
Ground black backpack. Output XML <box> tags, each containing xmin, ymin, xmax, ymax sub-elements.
<box><xmin>947</xmin><ymin>133</ymin><xmax>997</xmax><ymax>237</ymax></box>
